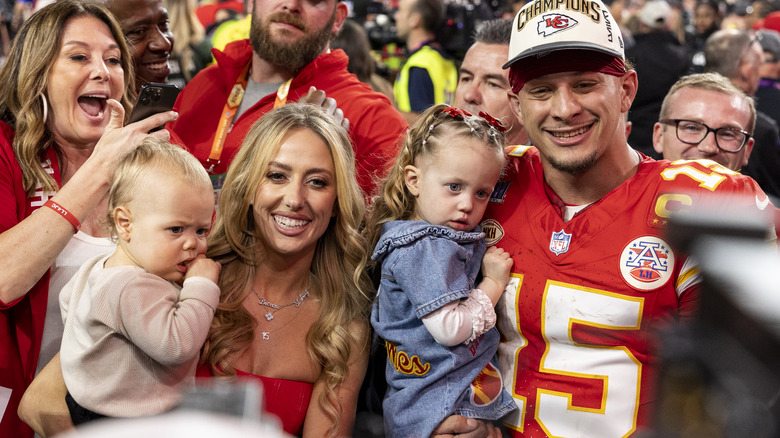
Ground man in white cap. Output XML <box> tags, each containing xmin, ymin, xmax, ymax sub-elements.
<box><xmin>431</xmin><ymin>0</ymin><xmax>775</xmax><ymax>436</ymax></box>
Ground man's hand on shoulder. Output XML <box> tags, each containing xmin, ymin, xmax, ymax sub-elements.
<box><xmin>299</xmin><ymin>86</ymin><xmax>350</xmax><ymax>131</ymax></box>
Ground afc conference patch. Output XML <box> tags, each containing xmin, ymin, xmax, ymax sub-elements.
<box><xmin>619</xmin><ymin>236</ymin><xmax>675</xmax><ymax>291</ymax></box>
<box><xmin>549</xmin><ymin>229</ymin><xmax>571</xmax><ymax>255</ymax></box>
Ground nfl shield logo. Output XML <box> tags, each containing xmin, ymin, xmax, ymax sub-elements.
<box><xmin>549</xmin><ymin>230</ymin><xmax>572</xmax><ymax>255</ymax></box>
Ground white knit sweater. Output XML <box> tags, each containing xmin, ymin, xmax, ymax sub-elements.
<box><xmin>59</xmin><ymin>254</ymin><xmax>219</xmax><ymax>416</ymax></box>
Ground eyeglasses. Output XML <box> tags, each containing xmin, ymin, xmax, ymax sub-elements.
<box><xmin>659</xmin><ymin>119</ymin><xmax>751</xmax><ymax>153</ymax></box>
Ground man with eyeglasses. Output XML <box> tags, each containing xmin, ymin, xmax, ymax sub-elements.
<box><xmin>701</xmin><ymin>28</ymin><xmax>780</xmax><ymax>195</ymax></box>
<box><xmin>652</xmin><ymin>72</ymin><xmax>755</xmax><ymax>171</ymax></box>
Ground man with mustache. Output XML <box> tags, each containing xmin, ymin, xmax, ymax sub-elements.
<box><xmin>168</xmin><ymin>0</ymin><xmax>407</xmax><ymax>199</ymax></box>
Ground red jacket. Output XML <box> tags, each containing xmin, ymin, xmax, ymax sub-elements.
<box><xmin>0</xmin><ymin>121</ymin><xmax>62</xmax><ymax>438</ymax></box>
<box><xmin>169</xmin><ymin>39</ymin><xmax>408</xmax><ymax>198</ymax></box>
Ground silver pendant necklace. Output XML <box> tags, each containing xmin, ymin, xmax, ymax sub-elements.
<box><xmin>252</xmin><ymin>288</ymin><xmax>310</xmax><ymax>340</ymax></box>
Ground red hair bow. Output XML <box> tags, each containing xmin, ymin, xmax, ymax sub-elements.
<box><xmin>442</xmin><ymin>106</ymin><xmax>472</xmax><ymax>118</ymax></box>
<box><xmin>441</xmin><ymin>107</ymin><xmax>506</xmax><ymax>132</ymax></box>
<box><xmin>478</xmin><ymin>111</ymin><xmax>507</xmax><ymax>132</ymax></box>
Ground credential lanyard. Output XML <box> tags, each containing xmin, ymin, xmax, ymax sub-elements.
<box><xmin>203</xmin><ymin>62</ymin><xmax>293</xmax><ymax>173</ymax></box>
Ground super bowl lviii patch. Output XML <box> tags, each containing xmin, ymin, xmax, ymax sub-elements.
<box><xmin>619</xmin><ymin>236</ymin><xmax>675</xmax><ymax>291</ymax></box>
<box><xmin>490</xmin><ymin>180</ymin><xmax>510</xmax><ymax>203</ymax></box>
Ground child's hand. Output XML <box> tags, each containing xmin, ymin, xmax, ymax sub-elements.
<box><xmin>184</xmin><ymin>255</ymin><xmax>221</xmax><ymax>284</ymax></box>
<box><xmin>478</xmin><ymin>246</ymin><xmax>514</xmax><ymax>306</ymax></box>
<box><xmin>481</xmin><ymin>246</ymin><xmax>513</xmax><ymax>287</ymax></box>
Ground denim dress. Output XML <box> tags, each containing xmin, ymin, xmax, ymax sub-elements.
<box><xmin>370</xmin><ymin>221</ymin><xmax>516</xmax><ymax>438</ymax></box>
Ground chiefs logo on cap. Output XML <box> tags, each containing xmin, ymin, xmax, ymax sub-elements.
<box><xmin>537</xmin><ymin>13</ymin><xmax>579</xmax><ymax>36</ymax></box>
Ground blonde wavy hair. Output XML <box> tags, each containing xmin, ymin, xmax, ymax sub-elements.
<box><xmin>364</xmin><ymin>103</ymin><xmax>507</xmax><ymax>252</ymax></box>
<box><xmin>0</xmin><ymin>0</ymin><xmax>135</xmax><ymax>196</ymax></box>
<box><xmin>202</xmin><ymin>103</ymin><xmax>372</xmax><ymax>437</ymax></box>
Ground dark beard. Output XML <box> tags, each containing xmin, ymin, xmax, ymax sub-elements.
<box><xmin>250</xmin><ymin>11</ymin><xmax>336</xmax><ymax>74</ymax></box>
<box><xmin>547</xmin><ymin>149</ymin><xmax>599</xmax><ymax>175</ymax></box>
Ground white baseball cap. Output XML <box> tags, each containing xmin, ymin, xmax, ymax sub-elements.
<box><xmin>638</xmin><ymin>0</ymin><xmax>672</xmax><ymax>28</ymax></box>
<box><xmin>503</xmin><ymin>0</ymin><xmax>625</xmax><ymax>69</ymax></box>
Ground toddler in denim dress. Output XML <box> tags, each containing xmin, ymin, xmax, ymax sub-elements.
<box><xmin>365</xmin><ymin>105</ymin><xmax>517</xmax><ymax>438</ymax></box>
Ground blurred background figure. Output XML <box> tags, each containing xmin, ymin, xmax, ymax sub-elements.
<box><xmin>165</xmin><ymin>0</ymin><xmax>213</xmax><ymax>88</ymax></box>
<box><xmin>331</xmin><ymin>18</ymin><xmax>397</xmax><ymax>107</ymax></box>
<box><xmin>705</xmin><ymin>28</ymin><xmax>765</xmax><ymax>102</ymax></box>
<box><xmin>755</xmin><ymin>28</ymin><xmax>780</xmax><ymax>127</ymax></box>
<box><xmin>686</xmin><ymin>0</ymin><xmax>723</xmax><ymax>72</ymax></box>
<box><xmin>207</xmin><ymin>0</ymin><xmax>249</xmax><ymax>53</ymax></box>
<box><xmin>746</xmin><ymin>0</ymin><xmax>777</xmax><ymax>29</ymax></box>
<box><xmin>721</xmin><ymin>3</ymin><xmax>751</xmax><ymax>30</ymax></box>
<box><xmin>194</xmin><ymin>0</ymin><xmax>244</xmax><ymax>32</ymax></box>
<box><xmin>742</xmin><ymin>28</ymin><xmax>780</xmax><ymax>204</ymax></box>
<box><xmin>0</xmin><ymin>0</ymin><xmax>11</xmax><ymax>67</ymax></box>
<box><xmin>705</xmin><ymin>28</ymin><xmax>779</xmax><ymax>161</ymax></box>
<box><xmin>627</xmin><ymin>0</ymin><xmax>691</xmax><ymax>158</ymax></box>
<box><xmin>393</xmin><ymin>0</ymin><xmax>457</xmax><ymax>122</ymax></box>
<box><xmin>500</xmin><ymin>0</ymin><xmax>526</xmax><ymax>19</ymax></box>
<box><xmin>706</xmin><ymin>27</ymin><xmax>780</xmax><ymax>203</ymax></box>
<box><xmin>756</xmin><ymin>9</ymin><xmax>780</xmax><ymax>33</ymax></box>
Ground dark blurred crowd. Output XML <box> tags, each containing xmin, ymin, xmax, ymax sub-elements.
<box><xmin>5</xmin><ymin>0</ymin><xmax>780</xmax><ymax>112</ymax></box>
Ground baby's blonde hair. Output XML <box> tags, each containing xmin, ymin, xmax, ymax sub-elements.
<box><xmin>106</xmin><ymin>138</ymin><xmax>212</xmax><ymax>237</ymax></box>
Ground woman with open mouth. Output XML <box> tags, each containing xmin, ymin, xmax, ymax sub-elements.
<box><xmin>0</xmin><ymin>3</ymin><xmax>177</xmax><ymax>437</ymax></box>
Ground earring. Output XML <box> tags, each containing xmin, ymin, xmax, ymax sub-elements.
<box><xmin>40</xmin><ymin>93</ymin><xmax>48</xmax><ymax>124</ymax></box>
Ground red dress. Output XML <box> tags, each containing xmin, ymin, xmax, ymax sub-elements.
<box><xmin>196</xmin><ymin>365</ymin><xmax>313</xmax><ymax>435</ymax></box>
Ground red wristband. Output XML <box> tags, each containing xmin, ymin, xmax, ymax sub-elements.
<box><xmin>43</xmin><ymin>199</ymin><xmax>81</xmax><ymax>231</ymax></box>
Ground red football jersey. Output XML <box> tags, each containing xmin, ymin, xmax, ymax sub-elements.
<box><xmin>482</xmin><ymin>146</ymin><xmax>773</xmax><ymax>437</ymax></box>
